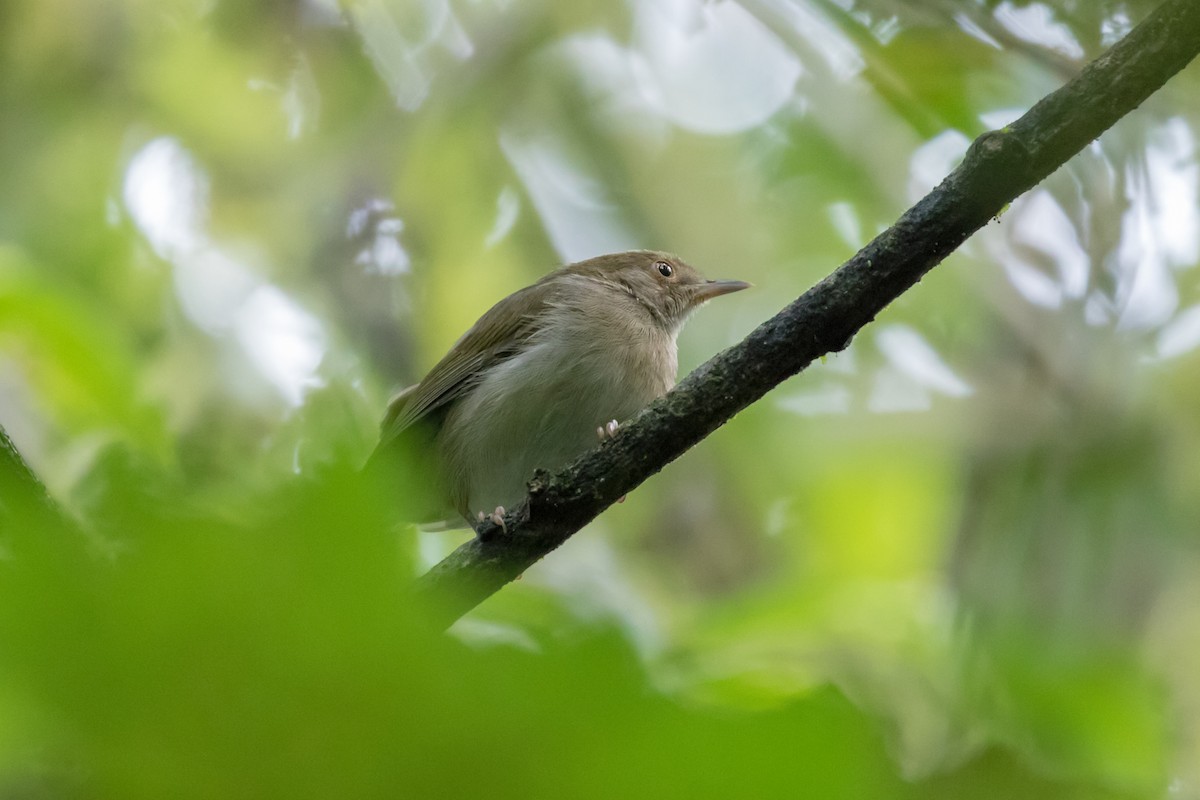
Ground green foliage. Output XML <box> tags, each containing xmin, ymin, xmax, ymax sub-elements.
<box><xmin>1</xmin><ymin>0</ymin><xmax>1198</xmax><ymax>796</ymax></box>
<box><xmin>0</xmin><ymin>467</ymin><xmax>1157</xmax><ymax>799</ymax></box>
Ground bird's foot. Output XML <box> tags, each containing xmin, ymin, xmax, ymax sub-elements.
<box><xmin>594</xmin><ymin>420</ymin><xmax>627</xmax><ymax>502</ymax></box>
<box><xmin>475</xmin><ymin>506</ymin><xmax>507</xmax><ymax>535</ymax></box>
<box><xmin>596</xmin><ymin>418</ymin><xmax>620</xmax><ymax>442</ymax></box>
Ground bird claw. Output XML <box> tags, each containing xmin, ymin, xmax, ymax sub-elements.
<box><xmin>474</xmin><ymin>506</ymin><xmax>507</xmax><ymax>537</ymax></box>
<box><xmin>596</xmin><ymin>418</ymin><xmax>620</xmax><ymax>442</ymax></box>
<box><xmin>595</xmin><ymin>420</ymin><xmax>627</xmax><ymax>503</ymax></box>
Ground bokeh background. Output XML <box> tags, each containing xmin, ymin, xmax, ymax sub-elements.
<box><xmin>2</xmin><ymin>0</ymin><xmax>1199</xmax><ymax>797</ymax></box>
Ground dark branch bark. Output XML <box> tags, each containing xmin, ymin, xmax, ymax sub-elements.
<box><xmin>422</xmin><ymin>0</ymin><xmax>1200</xmax><ymax>627</ymax></box>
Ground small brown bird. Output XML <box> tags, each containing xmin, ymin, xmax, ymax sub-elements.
<box><xmin>367</xmin><ymin>250</ymin><xmax>749</xmax><ymax>527</ymax></box>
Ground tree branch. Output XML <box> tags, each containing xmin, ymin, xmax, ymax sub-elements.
<box><xmin>415</xmin><ymin>0</ymin><xmax>1200</xmax><ymax>629</ymax></box>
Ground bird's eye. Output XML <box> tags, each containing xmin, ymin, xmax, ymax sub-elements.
<box><xmin>655</xmin><ymin>261</ymin><xmax>674</xmax><ymax>278</ymax></box>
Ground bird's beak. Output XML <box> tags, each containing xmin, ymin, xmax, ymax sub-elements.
<box><xmin>691</xmin><ymin>279</ymin><xmax>752</xmax><ymax>304</ymax></box>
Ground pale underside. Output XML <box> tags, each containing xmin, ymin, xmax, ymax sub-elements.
<box><xmin>378</xmin><ymin>271</ymin><xmax>681</xmax><ymax>523</ymax></box>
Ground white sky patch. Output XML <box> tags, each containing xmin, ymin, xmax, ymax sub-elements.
<box><xmin>821</xmin><ymin>344</ymin><xmax>858</xmax><ymax>375</ymax></box>
<box><xmin>1003</xmin><ymin>258</ymin><xmax>1064</xmax><ymax>308</ymax></box>
<box><xmin>563</xmin><ymin>0</ymin><xmax>862</xmax><ymax>141</ymax></box>
<box><xmin>954</xmin><ymin>12</ymin><xmax>1003</xmax><ymax>49</ymax></box>
<box><xmin>1084</xmin><ymin>293</ymin><xmax>1114</xmax><ymax>326</ymax></box>
<box><xmin>868</xmin><ymin>15</ymin><xmax>901</xmax><ymax>46</ymax></box>
<box><xmin>1114</xmin><ymin>121</ymin><xmax>1198</xmax><ymax>331</ymax></box>
<box><xmin>1145</xmin><ymin>119</ymin><xmax>1200</xmax><ymax>267</ymax></box>
<box><xmin>868</xmin><ymin>366</ymin><xmax>932</xmax><ymax>413</ymax></box>
<box><xmin>993</xmin><ymin>1</ymin><xmax>1084</xmax><ymax>60</ymax></box>
<box><xmin>827</xmin><ymin>201</ymin><xmax>864</xmax><ymax>250</ymax></box>
<box><xmin>500</xmin><ymin>131</ymin><xmax>637</xmax><ymax>262</ymax></box>
<box><xmin>628</xmin><ymin>0</ymin><xmax>802</xmax><ymax>135</ymax></box>
<box><xmin>746</xmin><ymin>0</ymin><xmax>863</xmax><ymax>80</ymax></box>
<box><xmin>1115</xmin><ymin>248</ymin><xmax>1178</xmax><ymax>331</ymax></box>
<box><xmin>908</xmin><ymin>130</ymin><xmax>969</xmax><ymax>200</ymax></box>
<box><xmin>979</xmin><ymin>119</ymin><xmax>1197</xmax><ymax>339</ymax></box>
<box><xmin>1101</xmin><ymin>9</ymin><xmax>1132</xmax><ymax>47</ymax></box>
<box><xmin>357</xmin><ymin>218</ymin><xmax>411</xmax><ymax>275</ymax></box>
<box><xmin>416</xmin><ymin>527</ymin><xmax>464</xmax><ymax>570</ymax></box>
<box><xmin>449</xmin><ymin>618</ymin><xmax>541</xmax><ymax>652</ymax></box>
<box><xmin>123</xmin><ymin>136</ymin><xmax>327</xmax><ymax>408</ymax></box>
<box><xmin>235</xmin><ymin>286</ymin><xmax>327</xmax><ymax>407</ymax></box>
<box><xmin>876</xmin><ymin>324</ymin><xmax>973</xmax><ymax>398</ymax></box>
<box><xmin>171</xmin><ymin>247</ymin><xmax>260</xmax><ymax>333</ymax></box>
<box><xmin>979</xmin><ymin>107</ymin><xmax>1028</xmax><ymax>130</ymax></box>
<box><xmin>349</xmin><ymin>0</ymin><xmax>473</xmax><ymax>111</ymax></box>
<box><xmin>485</xmin><ymin>186</ymin><xmax>521</xmax><ymax>248</ymax></box>
<box><xmin>352</xmin><ymin>1</ymin><xmax>430</xmax><ymax>110</ymax></box>
<box><xmin>777</xmin><ymin>383</ymin><xmax>852</xmax><ymax>416</ymax></box>
<box><xmin>123</xmin><ymin>137</ymin><xmax>208</xmax><ymax>259</ymax></box>
<box><xmin>347</xmin><ymin>197</ymin><xmax>386</xmax><ymax>237</ymax></box>
<box><xmin>349</xmin><ymin>198</ymin><xmax>411</xmax><ymax>276</ymax></box>
<box><xmin>1155</xmin><ymin>305</ymin><xmax>1200</xmax><ymax>360</ymax></box>
<box><xmin>987</xmin><ymin>189</ymin><xmax>1090</xmax><ymax>310</ymax></box>
<box><xmin>1012</xmin><ymin>189</ymin><xmax>1090</xmax><ymax>298</ymax></box>
<box><xmin>560</xmin><ymin>33</ymin><xmax>670</xmax><ymax>144</ymax></box>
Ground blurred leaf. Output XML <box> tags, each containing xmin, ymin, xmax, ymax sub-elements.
<box><xmin>0</xmin><ymin>247</ymin><xmax>167</xmax><ymax>456</ymax></box>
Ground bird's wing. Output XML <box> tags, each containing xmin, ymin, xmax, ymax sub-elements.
<box><xmin>376</xmin><ymin>279</ymin><xmax>555</xmax><ymax>446</ymax></box>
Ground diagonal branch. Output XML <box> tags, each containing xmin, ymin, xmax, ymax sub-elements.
<box><xmin>415</xmin><ymin>0</ymin><xmax>1200</xmax><ymax>629</ymax></box>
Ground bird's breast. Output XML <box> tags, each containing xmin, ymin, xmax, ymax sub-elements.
<box><xmin>438</xmin><ymin>317</ymin><xmax>678</xmax><ymax>517</ymax></box>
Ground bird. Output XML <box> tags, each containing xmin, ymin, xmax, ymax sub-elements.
<box><xmin>365</xmin><ymin>250</ymin><xmax>749</xmax><ymax>528</ymax></box>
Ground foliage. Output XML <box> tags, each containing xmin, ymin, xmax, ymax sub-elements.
<box><xmin>1</xmin><ymin>0</ymin><xmax>1198</xmax><ymax>796</ymax></box>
